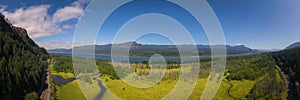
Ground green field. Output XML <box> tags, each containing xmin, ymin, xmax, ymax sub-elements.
<box><xmin>50</xmin><ymin>55</ymin><xmax>287</xmax><ymax>100</ymax></box>
<box><xmin>55</xmin><ymin>80</ymin><xmax>86</xmax><ymax>100</ymax></box>
<box><xmin>51</xmin><ymin>73</ymin><xmax>285</xmax><ymax>100</ymax></box>
<box><xmin>50</xmin><ymin>61</ymin><xmax>101</xmax><ymax>100</ymax></box>
<box><xmin>101</xmin><ymin>76</ymin><xmax>256</xmax><ymax>100</ymax></box>
<box><xmin>51</xmin><ymin>73</ymin><xmax>274</xmax><ymax>100</ymax></box>
<box><xmin>214</xmin><ymin>80</ymin><xmax>255</xmax><ymax>100</ymax></box>
<box><xmin>51</xmin><ymin>73</ymin><xmax>102</xmax><ymax>100</ymax></box>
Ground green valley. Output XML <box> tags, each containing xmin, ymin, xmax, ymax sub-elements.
<box><xmin>50</xmin><ymin>53</ymin><xmax>287</xmax><ymax>100</ymax></box>
<box><xmin>1</xmin><ymin>1</ymin><xmax>300</xmax><ymax>99</ymax></box>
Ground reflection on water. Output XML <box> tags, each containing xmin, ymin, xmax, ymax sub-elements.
<box><xmin>51</xmin><ymin>53</ymin><xmax>255</xmax><ymax>62</ymax></box>
<box><xmin>52</xmin><ymin>75</ymin><xmax>107</xmax><ymax>99</ymax></box>
<box><xmin>52</xmin><ymin>75</ymin><xmax>76</xmax><ymax>86</ymax></box>
<box><xmin>94</xmin><ymin>78</ymin><xmax>106</xmax><ymax>100</ymax></box>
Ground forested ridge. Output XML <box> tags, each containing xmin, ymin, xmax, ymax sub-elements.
<box><xmin>225</xmin><ymin>54</ymin><xmax>286</xmax><ymax>99</ymax></box>
<box><xmin>272</xmin><ymin>47</ymin><xmax>300</xmax><ymax>99</ymax></box>
<box><xmin>0</xmin><ymin>13</ymin><xmax>49</xmax><ymax>99</ymax></box>
<box><xmin>272</xmin><ymin>47</ymin><xmax>300</xmax><ymax>83</ymax></box>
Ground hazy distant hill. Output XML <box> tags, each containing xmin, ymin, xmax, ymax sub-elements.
<box><xmin>49</xmin><ymin>41</ymin><xmax>259</xmax><ymax>57</ymax></box>
<box><xmin>285</xmin><ymin>42</ymin><xmax>300</xmax><ymax>50</ymax></box>
<box><xmin>0</xmin><ymin>13</ymin><xmax>48</xmax><ymax>99</ymax></box>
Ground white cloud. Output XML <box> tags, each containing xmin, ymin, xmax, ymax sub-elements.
<box><xmin>37</xmin><ymin>41</ymin><xmax>106</xmax><ymax>50</ymax></box>
<box><xmin>37</xmin><ymin>41</ymin><xmax>89</xmax><ymax>49</ymax></box>
<box><xmin>1</xmin><ymin>5</ymin><xmax>62</xmax><ymax>39</ymax></box>
<box><xmin>62</xmin><ymin>24</ymin><xmax>75</xmax><ymax>29</ymax></box>
<box><xmin>53</xmin><ymin>6</ymin><xmax>83</xmax><ymax>23</ymax></box>
<box><xmin>72</xmin><ymin>0</ymin><xmax>91</xmax><ymax>7</ymax></box>
<box><xmin>0</xmin><ymin>0</ymin><xmax>90</xmax><ymax>39</ymax></box>
<box><xmin>52</xmin><ymin>0</ymin><xmax>91</xmax><ymax>23</ymax></box>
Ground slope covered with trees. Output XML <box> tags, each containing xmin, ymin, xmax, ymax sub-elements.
<box><xmin>225</xmin><ymin>54</ymin><xmax>286</xmax><ymax>99</ymax></box>
<box><xmin>272</xmin><ymin>47</ymin><xmax>300</xmax><ymax>83</ymax></box>
<box><xmin>0</xmin><ymin>13</ymin><xmax>49</xmax><ymax>99</ymax></box>
<box><xmin>272</xmin><ymin>47</ymin><xmax>300</xmax><ymax>99</ymax></box>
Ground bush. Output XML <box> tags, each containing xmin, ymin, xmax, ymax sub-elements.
<box><xmin>25</xmin><ymin>92</ymin><xmax>38</xmax><ymax>100</ymax></box>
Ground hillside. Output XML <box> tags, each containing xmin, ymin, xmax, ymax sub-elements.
<box><xmin>0</xmin><ymin>13</ymin><xmax>49</xmax><ymax>99</ymax></box>
<box><xmin>285</xmin><ymin>42</ymin><xmax>300</xmax><ymax>50</ymax></box>
<box><xmin>272</xmin><ymin>47</ymin><xmax>300</xmax><ymax>99</ymax></box>
<box><xmin>272</xmin><ymin>47</ymin><xmax>300</xmax><ymax>81</ymax></box>
<box><xmin>49</xmin><ymin>41</ymin><xmax>258</xmax><ymax>57</ymax></box>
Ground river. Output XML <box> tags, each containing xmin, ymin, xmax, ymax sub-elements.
<box><xmin>52</xmin><ymin>75</ymin><xmax>106</xmax><ymax>100</ymax></box>
<box><xmin>50</xmin><ymin>52</ymin><xmax>255</xmax><ymax>62</ymax></box>
<box><xmin>52</xmin><ymin>75</ymin><xmax>76</xmax><ymax>86</ymax></box>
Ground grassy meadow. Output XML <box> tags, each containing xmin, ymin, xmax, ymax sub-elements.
<box><xmin>50</xmin><ymin>54</ymin><xmax>287</xmax><ymax>100</ymax></box>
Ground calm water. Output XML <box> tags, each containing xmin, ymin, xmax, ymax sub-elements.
<box><xmin>94</xmin><ymin>78</ymin><xmax>106</xmax><ymax>100</ymax></box>
<box><xmin>52</xmin><ymin>75</ymin><xmax>106</xmax><ymax>100</ymax></box>
<box><xmin>51</xmin><ymin>52</ymin><xmax>254</xmax><ymax>62</ymax></box>
<box><xmin>52</xmin><ymin>75</ymin><xmax>76</xmax><ymax>86</ymax></box>
<box><xmin>51</xmin><ymin>53</ymin><xmax>199</xmax><ymax>62</ymax></box>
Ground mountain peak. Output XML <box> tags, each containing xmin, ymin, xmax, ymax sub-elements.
<box><xmin>235</xmin><ymin>44</ymin><xmax>247</xmax><ymax>47</ymax></box>
<box><xmin>115</xmin><ymin>41</ymin><xmax>140</xmax><ymax>48</ymax></box>
<box><xmin>123</xmin><ymin>41</ymin><xmax>138</xmax><ymax>45</ymax></box>
<box><xmin>285</xmin><ymin>41</ymin><xmax>300</xmax><ymax>50</ymax></box>
<box><xmin>0</xmin><ymin>13</ymin><xmax>13</xmax><ymax>33</ymax></box>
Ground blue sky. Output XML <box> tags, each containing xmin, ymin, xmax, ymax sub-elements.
<box><xmin>0</xmin><ymin>0</ymin><xmax>299</xmax><ymax>49</ymax></box>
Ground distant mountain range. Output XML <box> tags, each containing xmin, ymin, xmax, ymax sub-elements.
<box><xmin>48</xmin><ymin>41</ymin><xmax>262</xmax><ymax>57</ymax></box>
<box><xmin>285</xmin><ymin>42</ymin><xmax>300</xmax><ymax>50</ymax></box>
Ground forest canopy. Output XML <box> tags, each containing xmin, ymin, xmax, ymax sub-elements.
<box><xmin>0</xmin><ymin>13</ymin><xmax>49</xmax><ymax>99</ymax></box>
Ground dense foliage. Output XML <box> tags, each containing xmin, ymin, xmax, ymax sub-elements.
<box><xmin>24</xmin><ymin>92</ymin><xmax>38</xmax><ymax>100</ymax></box>
<box><xmin>225</xmin><ymin>54</ymin><xmax>286</xmax><ymax>99</ymax></box>
<box><xmin>272</xmin><ymin>47</ymin><xmax>300</xmax><ymax>83</ymax></box>
<box><xmin>96</xmin><ymin>60</ymin><xmax>120</xmax><ymax>79</ymax></box>
<box><xmin>0</xmin><ymin>13</ymin><xmax>48</xmax><ymax>99</ymax></box>
<box><xmin>272</xmin><ymin>47</ymin><xmax>300</xmax><ymax>99</ymax></box>
<box><xmin>247</xmin><ymin>69</ymin><xmax>285</xmax><ymax>99</ymax></box>
<box><xmin>226</xmin><ymin>55</ymin><xmax>275</xmax><ymax>81</ymax></box>
<box><xmin>52</xmin><ymin>55</ymin><xmax>74</xmax><ymax>73</ymax></box>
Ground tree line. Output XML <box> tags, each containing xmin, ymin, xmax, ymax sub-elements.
<box><xmin>0</xmin><ymin>13</ymin><xmax>49</xmax><ymax>100</ymax></box>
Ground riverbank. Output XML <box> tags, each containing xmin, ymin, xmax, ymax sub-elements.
<box><xmin>39</xmin><ymin>59</ymin><xmax>51</xmax><ymax>100</ymax></box>
<box><xmin>275</xmin><ymin>65</ymin><xmax>300</xmax><ymax>100</ymax></box>
<box><xmin>51</xmin><ymin>72</ymin><xmax>102</xmax><ymax>100</ymax></box>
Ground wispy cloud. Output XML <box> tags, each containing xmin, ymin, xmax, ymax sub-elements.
<box><xmin>53</xmin><ymin>1</ymin><xmax>84</xmax><ymax>23</ymax></box>
<box><xmin>0</xmin><ymin>0</ymin><xmax>90</xmax><ymax>39</ymax></box>
<box><xmin>37</xmin><ymin>41</ymin><xmax>90</xmax><ymax>50</ymax></box>
<box><xmin>37</xmin><ymin>41</ymin><xmax>107</xmax><ymax>50</ymax></box>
